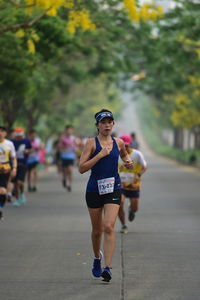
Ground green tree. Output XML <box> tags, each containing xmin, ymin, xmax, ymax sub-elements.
<box><xmin>0</xmin><ymin>0</ymin><xmax>164</xmax><ymax>135</ymax></box>
<box><xmin>131</xmin><ymin>0</ymin><xmax>200</xmax><ymax>147</ymax></box>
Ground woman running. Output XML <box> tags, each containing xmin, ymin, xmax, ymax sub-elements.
<box><xmin>79</xmin><ymin>109</ymin><xmax>133</xmax><ymax>282</ymax></box>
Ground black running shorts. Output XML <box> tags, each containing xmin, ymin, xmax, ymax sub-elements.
<box><xmin>0</xmin><ymin>173</ymin><xmax>10</xmax><ymax>188</ymax></box>
<box><xmin>62</xmin><ymin>159</ymin><xmax>74</xmax><ymax>167</ymax></box>
<box><xmin>27</xmin><ymin>161</ymin><xmax>38</xmax><ymax>170</ymax></box>
<box><xmin>86</xmin><ymin>189</ymin><xmax>121</xmax><ymax>208</ymax></box>
<box><xmin>12</xmin><ymin>163</ymin><xmax>27</xmax><ymax>183</ymax></box>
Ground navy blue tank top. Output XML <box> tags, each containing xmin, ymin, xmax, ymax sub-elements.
<box><xmin>86</xmin><ymin>136</ymin><xmax>121</xmax><ymax>193</ymax></box>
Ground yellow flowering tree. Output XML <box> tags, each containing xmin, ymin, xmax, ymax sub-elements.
<box><xmin>123</xmin><ymin>0</ymin><xmax>163</xmax><ymax>23</ymax></box>
<box><xmin>0</xmin><ymin>0</ymin><xmax>96</xmax><ymax>35</ymax></box>
<box><xmin>170</xmin><ymin>94</ymin><xmax>200</xmax><ymax>129</ymax></box>
<box><xmin>0</xmin><ymin>0</ymin><xmax>164</xmax><ymax>54</ymax></box>
<box><xmin>0</xmin><ymin>0</ymin><xmax>163</xmax><ymax>35</ymax></box>
<box><xmin>0</xmin><ymin>0</ymin><xmax>165</xmax><ymax>132</ymax></box>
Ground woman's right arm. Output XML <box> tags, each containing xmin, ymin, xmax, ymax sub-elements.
<box><xmin>79</xmin><ymin>138</ymin><xmax>109</xmax><ymax>174</ymax></box>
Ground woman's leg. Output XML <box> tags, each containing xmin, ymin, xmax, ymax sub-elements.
<box><xmin>103</xmin><ymin>204</ymin><xmax>120</xmax><ymax>267</ymax></box>
<box><xmin>27</xmin><ymin>168</ymin><xmax>31</xmax><ymax>190</ymax></box>
<box><xmin>66</xmin><ymin>165</ymin><xmax>73</xmax><ymax>187</ymax></box>
<box><xmin>118</xmin><ymin>194</ymin><xmax>126</xmax><ymax>225</ymax></box>
<box><xmin>88</xmin><ymin>207</ymin><xmax>103</xmax><ymax>258</ymax></box>
<box><xmin>128</xmin><ymin>196</ymin><xmax>139</xmax><ymax>222</ymax></box>
<box><xmin>129</xmin><ymin>197</ymin><xmax>139</xmax><ymax>212</ymax></box>
<box><xmin>32</xmin><ymin>167</ymin><xmax>38</xmax><ymax>188</ymax></box>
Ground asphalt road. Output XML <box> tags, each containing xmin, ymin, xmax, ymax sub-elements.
<box><xmin>1</xmin><ymin>99</ymin><xmax>200</xmax><ymax>300</ymax></box>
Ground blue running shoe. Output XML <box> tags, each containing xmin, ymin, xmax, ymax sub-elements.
<box><xmin>101</xmin><ymin>267</ymin><xmax>112</xmax><ymax>282</ymax></box>
<box><xmin>92</xmin><ymin>251</ymin><xmax>103</xmax><ymax>277</ymax></box>
<box><xmin>12</xmin><ymin>200</ymin><xmax>21</xmax><ymax>207</ymax></box>
<box><xmin>19</xmin><ymin>193</ymin><xmax>27</xmax><ymax>204</ymax></box>
<box><xmin>120</xmin><ymin>225</ymin><xmax>128</xmax><ymax>234</ymax></box>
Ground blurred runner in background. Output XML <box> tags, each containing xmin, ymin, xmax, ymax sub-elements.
<box><xmin>6</xmin><ymin>128</ymin><xmax>15</xmax><ymax>203</ymax></box>
<box><xmin>130</xmin><ymin>132</ymin><xmax>140</xmax><ymax>149</ymax></box>
<box><xmin>12</xmin><ymin>127</ymin><xmax>32</xmax><ymax>206</ymax></box>
<box><xmin>0</xmin><ymin>126</ymin><xmax>17</xmax><ymax>220</ymax></box>
<box><xmin>118</xmin><ymin>134</ymin><xmax>147</xmax><ymax>234</ymax></box>
<box><xmin>59</xmin><ymin>125</ymin><xmax>77</xmax><ymax>192</ymax></box>
<box><xmin>27</xmin><ymin>130</ymin><xmax>42</xmax><ymax>192</ymax></box>
<box><xmin>53</xmin><ymin>133</ymin><xmax>62</xmax><ymax>175</ymax></box>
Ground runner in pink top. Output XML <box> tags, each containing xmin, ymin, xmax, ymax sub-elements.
<box><xmin>59</xmin><ymin>125</ymin><xmax>77</xmax><ymax>192</ymax></box>
<box><xmin>27</xmin><ymin>130</ymin><xmax>42</xmax><ymax>192</ymax></box>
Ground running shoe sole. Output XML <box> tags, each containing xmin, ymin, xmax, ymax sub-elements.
<box><xmin>120</xmin><ymin>228</ymin><xmax>128</xmax><ymax>234</ymax></box>
<box><xmin>101</xmin><ymin>270</ymin><xmax>112</xmax><ymax>282</ymax></box>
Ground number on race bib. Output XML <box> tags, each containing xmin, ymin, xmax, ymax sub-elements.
<box><xmin>97</xmin><ymin>177</ymin><xmax>115</xmax><ymax>195</ymax></box>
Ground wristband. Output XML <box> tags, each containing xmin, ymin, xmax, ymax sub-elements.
<box><xmin>99</xmin><ymin>151</ymin><xmax>104</xmax><ymax>158</ymax></box>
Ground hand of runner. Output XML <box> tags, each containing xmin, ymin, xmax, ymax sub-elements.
<box><xmin>99</xmin><ymin>146</ymin><xmax>111</xmax><ymax>158</ymax></box>
<box><xmin>10</xmin><ymin>168</ymin><xmax>17</xmax><ymax>178</ymax></box>
<box><xmin>124</xmin><ymin>159</ymin><xmax>133</xmax><ymax>169</ymax></box>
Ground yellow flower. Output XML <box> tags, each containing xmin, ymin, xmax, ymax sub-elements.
<box><xmin>15</xmin><ymin>29</ymin><xmax>25</xmax><ymax>38</ymax></box>
<box><xmin>67</xmin><ymin>9</ymin><xmax>96</xmax><ymax>34</ymax></box>
<box><xmin>195</xmin><ymin>48</ymin><xmax>200</xmax><ymax>59</ymax></box>
<box><xmin>188</xmin><ymin>75</ymin><xmax>200</xmax><ymax>86</ymax></box>
<box><xmin>27</xmin><ymin>39</ymin><xmax>35</xmax><ymax>54</ymax></box>
<box><xmin>171</xmin><ymin>108</ymin><xmax>200</xmax><ymax>129</ymax></box>
<box><xmin>65</xmin><ymin>0</ymin><xmax>74</xmax><ymax>8</ymax></box>
<box><xmin>124</xmin><ymin>0</ymin><xmax>163</xmax><ymax>23</ymax></box>
<box><xmin>124</xmin><ymin>0</ymin><xmax>140</xmax><ymax>23</ymax></box>
<box><xmin>31</xmin><ymin>32</ymin><xmax>40</xmax><ymax>42</ymax></box>
<box><xmin>170</xmin><ymin>93</ymin><xmax>200</xmax><ymax>128</ymax></box>
<box><xmin>47</xmin><ymin>7</ymin><xmax>57</xmax><ymax>16</ymax></box>
<box><xmin>24</xmin><ymin>0</ymin><xmax>96</xmax><ymax>35</ymax></box>
<box><xmin>140</xmin><ymin>6</ymin><xmax>149</xmax><ymax>22</ymax></box>
<box><xmin>175</xmin><ymin>94</ymin><xmax>189</xmax><ymax>105</ymax></box>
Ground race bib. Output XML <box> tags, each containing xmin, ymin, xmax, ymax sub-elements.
<box><xmin>120</xmin><ymin>172</ymin><xmax>134</xmax><ymax>183</ymax></box>
<box><xmin>97</xmin><ymin>177</ymin><xmax>115</xmax><ymax>195</ymax></box>
<box><xmin>17</xmin><ymin>144</ymin><xmax>25</xmax><ymax>159</ymax></box>
<box><xmin>0</xmin><ymin>153</ymin><xmax>6</xmax><ymax>163</ymax></box>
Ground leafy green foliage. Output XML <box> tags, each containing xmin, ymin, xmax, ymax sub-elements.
<box><xmin>0</xmin><ymin>0</ymin><xmax>199</xmax><ymax>141</ymax></box>
<box><xmin>133</xmin><ymin>0</ymin><xmax>200</xmax><ymax>131</ymax></box>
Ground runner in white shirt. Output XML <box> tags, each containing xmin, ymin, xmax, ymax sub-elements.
<box><xmin>118</xmin><ymin>135</ymin><xmax>147</xmax><ymax>233</ymax></box>
<box><xmin>0</xmin><ymin>126</ymin><xmax>17</xmax><ymax>220</ymax></box>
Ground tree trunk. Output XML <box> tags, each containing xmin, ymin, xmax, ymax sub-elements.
<box><xmin>194</xmin><ymin>128</ymin><xmax>200</xmax><ymax>149</ymax></box>
<box><xmin>173</xmin><ymin>128</ymin><xmax>184</xmax><ymax>149</ymax></box>
<box><xmin>26</xmin><ymin>108</ymin><xmax>39</xmax><ymax>133</ymax></box>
